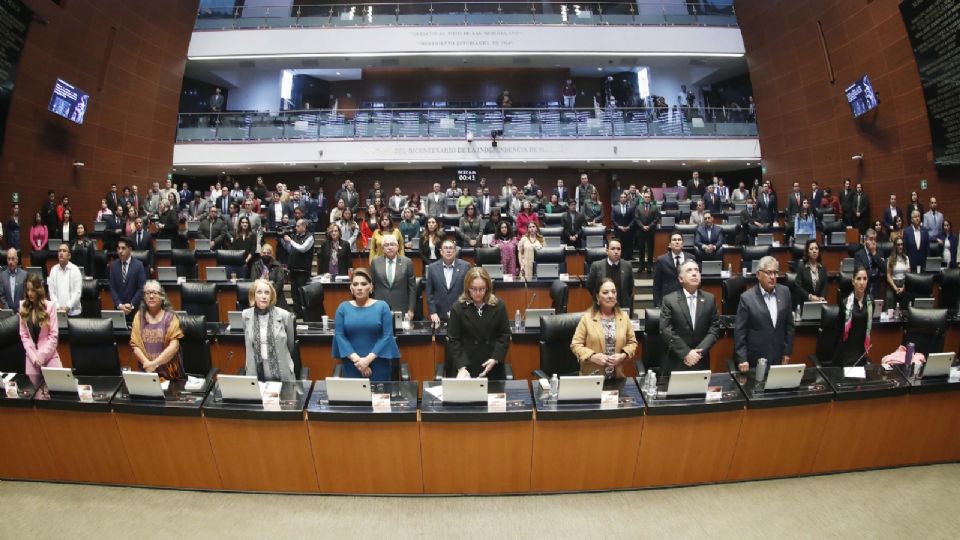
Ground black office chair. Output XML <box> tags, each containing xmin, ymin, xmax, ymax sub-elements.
<box><xmin>475</xmin><ymin>247</ymin><xmax>501</xmax><ymax>267</ymax></box>
<box><xmin>216</xmin><ymin>249</ymin><xmax>247</xmax><ymax>279</ymax></box>
<box><xmin>878</xmin><ymin>241</ymin><xmax>894</xmax><ymax>259</ymax></box>
<box><xmin>542</xmin><ymin>213</ymin><xmax>563</xmax><ymax>226</ymax></box>
<box><xmin>835</xmin><ymin>272</ymin><xmax>853</xmax><ymax>304</ymax></box>
<box><xmin>549</xmin><ymin>280</ymin><xmax>569</xmax><ymax>314</ymax></box>
<box><xmin>822</xmin><ymin>220</ymin><xmax>846</xmax><ymax>236</ymax></box>
<box><xmin>903</xmin><ymin>273</ymin><xmax>935</xmax><ymax>306</ymax></box>
<box><xmin>93</xmin><ymin>251</ymin><xmax>109</xmax><ymax>280</ymax></box>
<box><xmin>939</xmin><ymin>269</ymin><xmax>959</xmax><ymax>311</ymax></box>
<box><xmin>300</xmin><ymin>282</ymin><xmax>325</xmax><ymax>322</ymax></box>
<box><xmin>642</xmin><ymin>309</ymin><xmax>665</xmax><ymax>375</ymax></box>
<box><xmin>809</xmin><ymin>305</ymin><xmax>840</xmax><ymax>367</ymax></box>
<box><xmin>721</xmin><ymin>275</ymin><xmax>747</xmax><ymax>315</ymax></box>
<box><xmin>68</xmin><ymin>318</ymin><xmax>121</xmax><ymax>376</ymax></box>
<box><xmin>79</xmin><ymin>280</ymin><xmax>101</xmax><ymax>319</ymax></box>
<box><xmin>180</xmin><ymin>282</ymin><xmax>219</xmax><ymax>322</ymax></box>
<box><xmin>582</xmin><ymin>225</ymin><xmax>606</xmax><ymax>237</ymax></box>
<box><xmin>539</xmin><ymin>226</ymin><xmax>563</xmax><ymax>238</ymax></box>
<box><xmin>789</xmin><ymin>244</ymin><xmax>805</xmax><ymax>272</ymax></box>
<box><xmin>742</xmin><ymin>246</ymin><xmax>771</xmax><ymax>271</ymax></box>
<box><xmin>902</xmin><ymin>307</ymin><xmax>948</xmax><ymax>357</ymax></box>
<box><xmin>235</xmin><ymin>281</ymin><xmax>254</xmax><ymax>311</ymax></box>
<box><xmin>131</xmin><ymin>249</ymin><xmax>152</xmax><ymax>272</ymax></box>
<box><xmin>675</xmin><ymin>223</ymin><xmax>698</xmax><ymax>236</ymax></box>
<box><xmin>170</xmin><ymin>249</ymin><xmax>197</xmax><ymax>279</ymax></box>
<box><xmin>178</xmin><ymin>314</ymin><xmax>217</xmax><ymax>379</ymax></box>
<box><xmin>583</xmin><ymin>247</ymin><xmax>606</xmax><ymax>274</ymax></box>
<box><xmin>718</xmin><ymin>224</ymin><xmax>738</xmax><ymax>245</ymax></box>
<box><xmin>0</xmin><ymin>315</ymin><xmax>26</xmax><ymax>373</ymax></box>
<box><xmin>28</xmin><ymin>251</ymin><xmax>48</xmax><ymax>278</ymax></box>
<box><xmin>532</xmin><ymin>313</ymin><xmax>583</xmax><ymax>378</ymax></box>
<box><xmin>534</xmin><ymin>246</ymin><xmax>566</xmax><ymax>276</ymax></box>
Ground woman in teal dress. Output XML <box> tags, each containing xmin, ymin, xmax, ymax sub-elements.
<box><xmin>332</xmin><ymin>268</ymin><xmax>400</xmax><ymax>381</ymax></box>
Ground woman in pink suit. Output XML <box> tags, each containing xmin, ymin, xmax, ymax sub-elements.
<box><xmin>18</xmin><ymin>273</ymin><xmax>62</xmax><ymax>375</ymax></box>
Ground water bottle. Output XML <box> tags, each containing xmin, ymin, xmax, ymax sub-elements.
<box><xmin>549</xmin><ymin>374</ymin><xmax>559</xmax><ymax>398</ymax></box>
<box><xmin>756</xmin><ymin>358</ymin><xmax>767</xmax><ymax>383</ymax></box>
<box><xmin>727</xmin><ymin>263</ymin><xmax>732</xmax><ymax>276</ymax></box>
<box><xmin>514</xmin><ymin>309</ymin><xmax>522</xmax><ymax>330</ymax></box>
<box><xmin>647</xmin><ymin>370</ymin><xmax>657</xmax><ymax>395</ymax></box>
<box><xmin>905</xmin><ymin>342</ymin><xmax>915</xmax><ymax>377</ymax></box>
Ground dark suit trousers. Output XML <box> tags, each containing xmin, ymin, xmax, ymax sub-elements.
<box><xmin>636</xmin><ymin>227</ymin><xmax>655</xmax><ymax>267</ymax></box>
<box><xmin>289</xmin><ymin>269</ymin><xmax>309</xmax><ymax>317</ymax></box>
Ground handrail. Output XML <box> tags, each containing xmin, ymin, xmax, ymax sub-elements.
<box><xmin>176</xmin><ymin>105</ymin><xmax>757</xmax><ymax>142</ymax></box>
<box><xmin>194</xmin><ymin>1</ymin><xmax>737</xmax><ymax>30</ymax></box>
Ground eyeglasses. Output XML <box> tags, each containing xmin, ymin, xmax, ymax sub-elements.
<box><xmin>468</xmin><ymin>287</ymin><xmax>487</xmax><ymax>293</ymax></box>
<box><xmin>759</xmin><ymin>270</ymin><xmax>780</xmax><ymax>276</ymax></box>
<box><xmin>144</xmin><ymin>290</ymin><xmax>162</xmax><ymax>297</ymax></box>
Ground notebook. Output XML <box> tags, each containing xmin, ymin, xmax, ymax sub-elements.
<box><xmin>122</xmin><ymin>371</ymin><xmax>165</xmax><ymax>399</ymax></box>
<box><xmin>194</xmin><ymin>239</ymin><xmax>212</xmax><ymax>251</ymax></box>
<box><xmin>226</xmin><ymin>311</ymin><xmax>244</xmax><ymax>332</ymax></box>
<box><xmin>102</xmin><ymin>310</ymin><xmax>128</xmax><ymax>330</ymax></box>
<box><xmin>701</xmin><ymin>260</ymin><xmax>722</xmax><ymax>277</ymax></box>
<box><xmin>157</xmin><ymin>267</ymin><xmax>178</xmax><ymax>283</ymax></box>
<box><xmin>155</xmin><ymin>238</ymin><xmax>172</xmax><ymax>251</ymax></box>
<box><xmin>925</xmin><ymin>257</ymin><xmax>943</xmax><ymax>273</ymax></box>
<box><xmin>482</xmin><ymin>264</ymin><xmax>504</xmax><ymax>279</ymax></box>
<box><xmin>830</xmin><ymin>231</ymin><xmax>846</xmax><ymax>245</ymax></box>
<box><xmin>186</xmin><ymin>221</ymin><xmax>200</xmax><ymax>233</ymax></box>
<box><xmin>755</xmin><ymin>233</ymin><xmax>773</xmax><ymax>246</ymax></box>
<box><xmin>922</xmin><ymin>353</ymin><xmax>955</xmax><ymax>378</ymax></box>
<box><xmin>41</xmin><ymin>367</ymin><xmax>77</xmax><ymax>393</ymax></box>
<box><xmin>585</xmin><ymin>235</ymin><xmax>605</xmax><ymax>248</ymax></box>
<box><xmin>801</xmin><ymin>301</ymin><xmax>827</xmax><ymax>321</ymax></box>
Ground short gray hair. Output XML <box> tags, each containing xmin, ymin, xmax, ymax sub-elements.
<box><xmin>757</xmin><ymin>255</ymin><xmax>779</xmax><ymax>272</ymax></box>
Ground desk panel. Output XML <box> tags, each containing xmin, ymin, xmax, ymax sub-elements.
<box><xmin>205</xmin><ymin>417</ymin><xmax>319</xmax><ymax>492</ymax></box>
<box><xmin>727</xmin><ymin>403</ymin><xmax>830</xmax><ymax>480</ymax></box>
<box><xmin>896</xmin><ymin>391</ymin><xmax>960</xmax><ymax>464</ymax></box>
<box><xmin>0</xmin><ymin>408</ymin><xmax>59</xmax><ymax>480</ymax></box>
<box><xmin>36</xmin><ymin>409</ymin><xmax>135</xmax><ymax>484</ymax></box>
<box><xmin>633</xmin><ymin>410</ymin><xmax>743</xmax><ymax>487</ymax></box>
<box><xmin>420</xmin><ymin>420</ymin><xmax>533</xmax><ymax>493</ymax></box>
<box><xmin>812</xmin><ymin>397</ymin><xmax>908</xmax><ymax>473</ymax></box>
<box><xmin>114</xmin><ymin>413</ymin><xmax>222</xmax><ymax>489</ymax></box>
<box><xmin>309</xmin><ymin>421</ymin><xmax>423</xmax><ymax>493</ymax></box>
<box><xmin>531</xmin><ymin>417</ymin><xmax>642</xmax><ymax>491</ymax></box>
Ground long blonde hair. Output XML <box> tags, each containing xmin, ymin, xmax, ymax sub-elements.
<box><xmin>18</xmin><ymin>273</ymin><xmax>50</xmax><ymax>327</ymax></box>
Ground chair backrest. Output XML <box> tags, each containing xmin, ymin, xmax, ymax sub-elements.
<box><xmin>538</xmin><ymin>313</ymin><xmax>584</xmax><ymax>376</ymax></box>
<box><xmin>300</xmin><ymin>282</ymin><xmax>325</xmax><ymax>322</ymax></box>
<box><xmin>475</xmin><ymin>247</ymin><xmax>501</xmax><ymax>266</ymax></box>
<box><xmin>170</xmin><ymin>249</ymin><xmax>197</xmax><ymax>279</ymax></box>
<box><xmin>742</xmin><ymin>245</ymin><xmax>770</xmax><ymax>262</ymax></box>
<box><xmin>835</xmin><ymin>272</ymin><xmax>853</xmax><ymax>304</ymax></box>
<box><xmin>822</xmin><ymin>220</ymin><xmax>846</xmax><ymax>234</ymax></box>
<box><xmin>539</xmin><ymin>226</ymin><xmax>563</xmax><ymax>237</ymax></box>
<box><xmin>903</xmin><ymin>307</ymin><xmax>948</xmax><ymax>356</ymax></box>
<box><xmin>583</xmin><ymin>248</ymin><xmax>606</xmax><ymax>274</ymax></box>
<box><xmin>543</xmin><ymin>213</ymin><xmax>563</xmax><ymax>225</ymax></box>
<box><xmin>721</xmin><ymin>276</ymin><xmax>747</xmax><ymax>315</ymax></box>
<box><xmin>178</xmin><ymin>314</ymin><xmax>212</xmax><ymax>376</ymax></box>
<box><xmin>878</xmin><ymin>241</ymin><xmax>893</xmax><ymax>258</ymax></box>
<box><xmin>718</xmin><ymin>224</ymin><xmax>738</xmax><ymax>240</ymax></box>
<box><xmin>93</xmin><ymin>251</ymin><xmax>109</xmax><ymax>280</ymax></box>
<box><xmin>67</xmin><ymin>318</ymin><xmax>121</xmax><ymax>376</ymax></box>
<box><xmin>235</xmin><ymin>281</ymin><xmax>254</xmax><ymax>311</ymax></box>
<box><xmin>675</xmin><ymin>223</ymin><xmax>697</xmax><ymax>235</ymax></box>
<box><xmin>939</xmin><ymin>269</ymin><xmax>960</xmax><ymax>311</ymax></box>
<box><xmin>582</xmin><ymin>225</ymin><xmax>605</xmax><ymax>236</ymax></box>
<box><xmin>413</xmin><ymin>278</ymin><xmax>425</xmax><ymax>320</ymax></box>
<box><xmin>904</xmin><ymin>272</ymin><xmax>935</xmax><ymax>304</ymax></box>
<box><xmin>131</xmin><ymin>250</ymin><xmax>151</xmax><ymax>269</ymax></box>
<box><xmin>29</xmin><ymin>250</ymin><xmax>49</xmax><ymax>273</ymax></box>
<box><xmin>215</xmin><ymin>249</ymin><xmax>247</xmax><ymax>266</ymax></box>
<box><xmin>0</xmin><ymin>315</ymin><xmax>26</xmax><ymax>373</ymax></box>
<box><xmin>549</xmin><ymin>280</ymin><xmax>569</xmax><ymax>314</ymax></box>
<box><xmin>80</xmin><ymin>280</ymin><xmax>102</xmax><ymax>318</ymax></box>
<box><xmin>642</xmin><ymin>309</ymin><xmax>664</xmax><ymax>374</ymax></box>
<box><xmin>534</xmin><ymin>246</ymin><xmax>566</xmax><ymax>272</ymax></box>
<box><xmin>815</xmin><ymin>305</ymin><xmax>841</xmax><ymax>367</ymax></box>
<box><xmin>180</xmin><ymin>282</ymin><xmax>219</xmax><ymax>322</ymax></box>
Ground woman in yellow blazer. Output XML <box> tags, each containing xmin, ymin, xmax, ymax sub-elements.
<box><xmin>571</xmin><ymin>278</ymin><xmax>638</xmax><ymax>377</ymax></box>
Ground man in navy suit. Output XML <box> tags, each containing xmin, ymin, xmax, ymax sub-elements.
<box><xmin>703</xmin><ymin>184</ymin><xmax>722</xmax><ymax>214</ymax></box>
<box><xmin>882</xmin><ymin>193</ymin><xmax>902</xmax><ymax>234</ymax></box>
<box><xmin>109</xmin><ymin>237</ymin><xmax>147</xmax><ymax>317</ymax></box>
<box><xmin>904</xmin><ymin>210</ymin><xmax>929</xmax><ymax>271</ymax></box>
<box><xmin>653</xmin><ymin>233</ymin><xmax>691</xmax><ymax>307</ymax></box>
<box><xmin>734</xmin><ymin>256</ymin><xmax>794</xmax><ymax>372</ymax></box>
<box><xmin>130</xmin><ymin>217</ymin><xmax>154</xmax><ymax>270</ymax></box>
<box><xmin>810</xmin><ymin>181</ymin><xmax>823</xmax><ymax>210</ymax></box>
<box><xmin>694</xmin><ymin>211</ymin><xmax>724</xmax><ymax>261</ymax></box>
<box><xmin>612</xmin><ymin>191</ymin><xmax>636</xmax><ymax>262</ymax></box>
<box><xmin>425</xmin><ymin>239</ymin><xmax>471</xmax><ymax>327</ymax></box>
<box><xmin>757</xmin><ymin>182</ymin><xmax>778</xmax><ymax>225</ymax></box>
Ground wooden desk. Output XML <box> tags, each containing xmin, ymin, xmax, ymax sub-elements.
<box><xmin>728</xmin><ymin>403</ymin><xmax>830</xmax><ymax>480</ymax></box>
<box><xmin>113</xmin><ymin>412</ymin><xmax>222</xmax><ymax>489</ymax></box>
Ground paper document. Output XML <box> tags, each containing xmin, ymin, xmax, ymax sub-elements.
<box><xmin>184</xmin><ymin>376</ymin><xmax>205</xmax><ymax>391</ymax></box>
<box><xmin>844</xmin><ymin>367</ymin><xmax>867</xmax><ymax>379</ymax></box>
<box><xmin>424</xmin><ymin>386</ymin><xmax>443</xmax><ymax>400</ymax></box>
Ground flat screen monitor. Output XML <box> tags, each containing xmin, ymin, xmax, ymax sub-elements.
<box><xmin>845</xmin><ymin>75</ymin><xmax>879</xmax><ymax>119</ymax></box>
<box><xmin>48</xmin><ymin>78</ymin><xmax>90</xmax><ymax>125</ymax></box>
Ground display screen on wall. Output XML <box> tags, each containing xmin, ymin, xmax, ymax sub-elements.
<box><xmin>0</xmin><ymin>0</ymin><xmax>32</xmax><ymax>154</ymax></box>
<box><xmin>844</xmin><ymin>75</ymin><xmax>879</xmax><ymax>119</ymax></box>
<box><xmin>48</xmin><ymin>78</ymin><xmax>90</xmax><ymax>125</ymax></box>
<box><xmin>456</xmin><ymin>169</ymin><xmax>477</xmax><ymax>183</ymax></box>
<box><xmin>900</xmin><ymin>0</ymin><xmax>960</xmax><ymax>170</ymax></box>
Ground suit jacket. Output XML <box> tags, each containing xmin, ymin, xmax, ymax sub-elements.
<box><xmin>560</xmin><ymin>211</ymin><xmax>586</xmax><ymax>243</ymax></box>
<box><xmin>852</xmin><ymin>191</ymin><xmax>870</xmax><ymax>216</ymax></box>
<box><xmin>571</xmin><ymin>309</ymin><xmax>638</xmax><ymax>377</ymax></box>
<box><xmin>198</xmin><ymin>216</ymin><xmax>230</xmax><ymax>249</ymax></box>
<box><xmin>786</xmin><ymin>191</ymin><xmax>806</xmax><ymax>217</ymax></box>
<box><xmin>734</xmin><ymin>284</ymin><xmax>795</xmax><ymax>366</ymax></box>
<box><xmin>686</xmin><ymin>179</ymin><xmax>706</xmax><ymax>198</ymax></box>
<box><xmin>552</xmin><ymin>187</ymin><xmax>569</xmax><ymax>203</ymax></box>
<box><xmin>694</xmin><ymin>225</ymin><xmax>723</xmax><ymax>252</ymax></box>
<box><xmin>882</xmin><ymin>206</ymin><xmax>902</xmax><ymax>229</ymax></box>
<box><xmin>633</xmin><ymin>202</ymin><xmax>660</xmax><ymax>229</ymax></box>
<box><xmin>19</xmin><ymin>300</ymin><xmax>63</xmax><ymax>375</ymax></box>
<box><xmin>424</xmin><ymin>192</ymin><xmax>446</xmax><ymax>217</ymax></box>
<box><xmin>445</xmin><ymin>299</ymin><xmax>510</xmax><ymax>379</ymax></box>
<box><xmin>425</xmin><ymin>258</ymin><xmax>471</xmax><ymax>321</ymax></box>
<box><xmin>316</xmin><ymin>238</ymin><xmax>351</xmax><ymax>276</ymax></box>
<box><xmin>904</xmin><ymin>226</ymin><xmax>929</xmax><ymax>271</ymax></box>
<box><xmin>109</xmin><ymin>257</ymin><xmax>147</xmax><ymax>308</ymax></box>
<box><xmin>586</xmin><ymin>259</ymin><xmax>634</xmax><ymax>313</ymax></box>
<box><xmin>757</xmin><ymin>192</ymin><xmax>778</xmax><ymax>224</ymax></box>
<box><xmin>810</xmin><ymin>189</ymin><xmax>824</xmax><ymax>210</ymax></box>
<box><xmin>371</xmin><ymin>255</ymin><xmax>417</xmax><ymax>314</ymax></box>
<box><xmin>840</xmin><ymin>188</ymin><xmax>855</xmax><ymax>215</ymax></box>
<box><xmin>791</xmin><ymin>263</ymin><xmax>827</xmax><ymax>306</ymax></box>
<box><xmin>652</xmin><ymin>251</ymin><xmax>691</xmax><ymax>306</ymax></box>
<box><xmin>0</xmin><ymin>267</ymin><xmax>27</xmax><ymax>309</ymax></box>
<box><xmin>703</xmin><ymin>192</ymin><xmax>722</xmax><ymax>214</ymax></box>
<box><xmin>130</xmin><ymin>229</ymin><xmax>153</xmax><ymax>253</ymax></box>
<box><xmin>242</xmin><ymin>306</ymin><xmax>296</xmax><ymax>381</ymax></box>
<box><xmin>659</xmin><ymin>289</ymin><xmax>721</xmax><ymax>374</ymax></box>
<box><xmin>854</xmin><ymin>246</ymin><xmax>886</xmax><ymax>297</ymax></box>
<box><xmin>612</xmin><ymin>202</ymin><xmax>635</xmax><ymax>232</ymax></box>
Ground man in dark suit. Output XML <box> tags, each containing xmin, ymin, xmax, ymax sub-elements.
<box><xmin>852</xmin><ymin>183</ymin><xmax>870</xmax><ymax>233</ymax></box>
<box><xmin>686</xmin><ymin>171</ymin><xmax>705</xmax><ymax>199</ymax></box>
<box><xmin>694</xmin><ymin>211</ymin><xmax>724</xmax><ymax>261</ymax></box>
<box><xmin>839</xmin><ymin>178</ymin><xmax>854</xmax><ymax>226</ymax></box>
<box><xmin>106</xmin><ymin>184</ymin><xmax>121</xmax><ymax>213</ymax></box>
<box><xmin>198</xmin><ymin>206</ymin><xmax>231</xmax><ymax>250</ymax></box>
<box><xmin>757</xmin><ymin>183</ymin><xmax>778</xmax><ymax>225</ymax></box>
<box><xmin>660</xmin><ymin>260</ymin><xmax>721</xmax><ymax>374</ymax></box>
<box><xmin>703</xmin><ymin>184</ymin><xmax>722</xmax><ymax>214</ymax></box>
<box><xmin>612</xmin><ymin>192</ymin><xmax>636</xmax><ymax>262</ymax></box>
<box><xmin>653</xmin><ymin>233</ymin><xmax>691</xmax><ymax>307</ymax></box>
<box><xmin>129</xmin><ymin>217</ymin><xmax>154</xmax><ymax>271</ymax></box>
<box><xmin>425</xmin><ymin>239</ymin><xmax>471</xmax><ymax>326</ymax></box>
<box><xmin>786</xmin><ymin>181</ymin><xmax>805</xmax><ymax>219</ymax></box>
<box><xmin>552</xmin><ymin>178</ymin><xmax>568</xmax><ymax>204</ymax></box>
<box><xmin>881</xmin><ymin>193</ymin><xmax>901</xmax><ymax>234</ymax></box>
<box><xmin>42</xmin><ymin>190</ymin><xmax>59</xmax><ymax>235</ymax></box>
<box><xmin>560</xmin><ymin>203</ymin><xmax>586</xmax><ymax>248</ymax></box>
<box><xmin>734</xmin><ymin>256</ymin><xmax>795</xmax><ymax>372</ymax></box>
<box><xmin>370</xmin><ymin>235</ymin><xmax>417</xmax><ymax>321</ymax></box>
<box><xmin>109</xmin><ymin>237</ymin><xmax>147</xmax><ymax>317</ymax></box>
<box><xmin>633</xmin><ymin>191</ymin><xmax>660</xmax><ymax>271</ymax></box>
<box><xmin>810</xmin><ymin>181</ymin><xmax>823</xmax><ymax>210</ymax></box>
<box><xmin>739</xmin><ymin>197</ymin><xmax>766</xmax><ymax>245</ymax></box>
<box><xmin>585</xmin><ymin>239</ymin><xmax>634</xmax><ymax>314</ymax></box>
<box><xmin>904</xmin><ymin>210</ymin><xmax>929</xmax><ymax>272</ymax></box>
<box><xmin>854</xmin><ymin>229</ymin><xmax>885</xmax><ymax>298</ymax></box>
<box><xmin>0</xmin><ymin>248</ymin><xmax>27</xmax><ymax>309</ymax></box>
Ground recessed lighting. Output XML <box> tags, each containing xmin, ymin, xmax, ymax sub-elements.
<box><xmin>646</xmin><ymin>159</ymin><xmax>651</xmax><ymax>163</ymax></box>
<box><xmin>335</xmin><ymin>72</ymin><xmax>341</xmax><ymax>76</ymax></box>
<box><xmin>746</xmin><ymin>163</ymin><xmax>751</xmax><ymax>166</ymax></box>
<box><xmin>707</xmin><ymin>159</ymin><xmax>711</xmax><ymax>162</ymax></box>
<box><xmin>681</xmin><ymin>163</ymin><xmax>687</xmax><ymax>166</ymax></box>
<box><xmin>597</xmin><ymin>67</ymin><xmax>603</xmax><ymax>71</ymax></box>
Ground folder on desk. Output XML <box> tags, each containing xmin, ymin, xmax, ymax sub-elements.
<box><xmin>226</xmin><ymin>311</ymin><xmax>244</xmax><ymax>332</ymax></box>
<box><xmin>102</xmin><ymin>310</ymin><xmax>129</xmax><ymax>330</ymax></box>
<box><xmin>922</xmin><ymin>353</ymin><xmax>955</xmax><ymax>378</ymax></box>
<box><xmin>700</xmin><ymin>260</ymin><xmax>722</xmax><ymax>277</ymax></box>
<box><xmin>206</xmin><ymin>266</ymin><xmax>228</xmax><ymax>282</ymax></box>
<box><xmin>194</xmin><ymin>239</ymin><xmax>212</xmax><ymax>251</ymax></box>
<box><xmin>524</xmin><ymin>308</ymin><xmax>555</xmax><ymax>329</ymax></box>
<box><xmin>122</xmin><ymin>371</ymin><xmax>165</xmax><ymax>399</ymax></box>
<box><xmin>41</xmin><ymin>367</ymin><xmax>77</xmax><ymax>394</ymax></box>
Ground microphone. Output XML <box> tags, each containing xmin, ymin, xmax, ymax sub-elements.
<box><xmin>851</xmin><ymin>345</ymin><xmax>873</xmax><ymax>367</ymax></box>
<box><xmin>525</xmin><ymin>292</ymin><xmax>538</xmax><ymax>312</ymax></box>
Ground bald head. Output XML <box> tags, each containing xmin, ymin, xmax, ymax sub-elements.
<box><xmin>6</xmin><ymin>248</ymin><xmax>18</xmax><ymax>272</ymax></box>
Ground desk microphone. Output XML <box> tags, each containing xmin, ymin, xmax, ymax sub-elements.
<box><xmin>525</xmin><ymin>292</ymin><xmax>538</xmax><ymax>312</ymax></box>
<box><xmin>851</xmin><ymin>345</ymin><xmax>873</xmax><ymax>368</ymax></box>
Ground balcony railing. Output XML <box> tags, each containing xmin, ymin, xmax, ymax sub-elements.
<box><xmin>176</xmin><ymin>106</ymin><xmax>756</xmax><ymax>142</ymax></box>
<box><xmin>195</xmin><ymin>2</ymin><xmax>737</xmax><ymax>30</ymax></box>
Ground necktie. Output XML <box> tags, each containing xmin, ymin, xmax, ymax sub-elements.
<box><xmin>137</xmin><ymin>232</ymin><xmax>141</xmax><ymax>246</ymax></box>
<box><xmin>122</xmin><ymin>262</ymin><xmax>128</xmax><ymax>282</ymax></box>
<box><xmin>675</xmin><ymin>255</ymin><xmax>681</xmax><ymax>269</ymax></box>
<box><xmin>387</xmin><ymin>258</ymin><xmax>394</xmax><ymax>286</ymax></box>
<box><xmin>688</xmin><ymin>294</ymin><xmax>697</xmax><ymax>330</ymax></box>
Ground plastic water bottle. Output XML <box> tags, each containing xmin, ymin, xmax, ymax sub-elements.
<box><xmin>905</xmin><ymin>342</ymin><xmax>915</xmax><ymax>377</ymax></box>
<box><xmin>756</xmin><ymin>358</ymin><xmax>768</xmax><ymax>383</ymax></box>
<box><xmin>727</xmin><ymin>263</ymin><xmax>733</xmax><ymax>276</ymax></box>
<box><xmin>514</xmin><ymin>309</ymin><xmax>521</xmax><ymax>330</ymax></box>
<box><xmin>647</xmin><ymin>370</ymin><xmax>657</xmax><ymax>395</ymax></box>
<box><xmin>549</xmin><ymin>374</ymin><xmax>559</xmax><ymax>397</ymax></box>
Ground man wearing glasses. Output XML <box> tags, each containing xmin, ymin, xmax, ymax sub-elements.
<box><xmin>424</xmin><ymin>240</ymin><xmax>471</xmax><ymax>327</ymax></box>
<box><xmin>733</xmin><ymin>256</ymin><xmax>794</xmax><ymax>373</ymax></box>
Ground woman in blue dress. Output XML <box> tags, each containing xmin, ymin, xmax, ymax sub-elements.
<box><xmin>332</xmin><ymin>267</ymin><xmax>400</xmax><ymax>381</ymax></box>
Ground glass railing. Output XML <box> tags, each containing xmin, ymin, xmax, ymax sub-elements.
<box><xmin>176</xmin><ymin>106</ymin><xmax>756</xmax><ymax>142</ymax></box>
<box><xmin>194</xmin><ymin>2</ymin><xmax>737</xmax><ymax>30</ymax></box>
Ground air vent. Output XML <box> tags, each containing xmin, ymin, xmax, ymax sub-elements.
<box><xmin>380</xmin><ymin>58</ymin><xmax>399</xmax><ymax>66</ymax></box>
<box><xmin>301</xmin><ymin>59</ymin><xmax>319</xmax><ymax>67</ymax></box>
<box><xmin>238</xmin><ymin>60</ymin><xmax>256</xmax><ymax>68</ymax></box>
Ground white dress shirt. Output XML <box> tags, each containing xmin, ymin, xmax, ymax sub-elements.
<box><xmin>48</xmin><ymin>262</ymin><xmax>82</xmax><ymax>316</ymax></box>
<box><xmin>762</xmin><ymin>289</ymin><xmax>778</xmax><ymax>328</ymax></box>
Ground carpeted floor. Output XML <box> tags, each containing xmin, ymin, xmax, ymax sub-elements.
<box><xmin>2</xmin><ymin>464</ymin><xmax>958</xmax><ymax>539</ymax></box>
